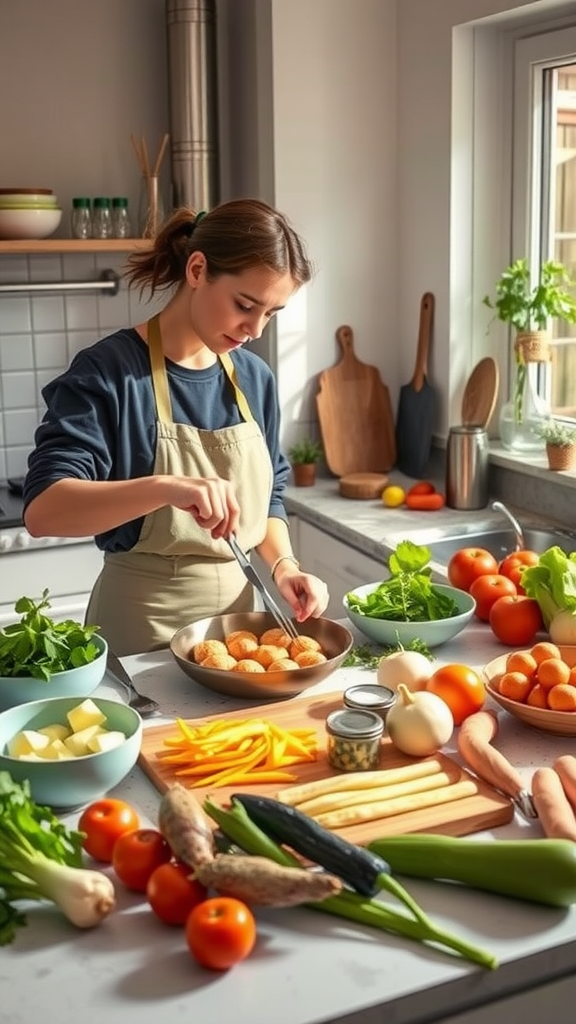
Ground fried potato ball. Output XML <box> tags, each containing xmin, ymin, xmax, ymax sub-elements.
<box><xmin>192</xmin><ymin>639</ymin><xmax>229</xmax><ymax>664</ymax></box>
<box><xmin>201</xmin><ymin>653</ymin><xmax>238</xmax><ymax>670</ymax></box>
<box><xmin>233</xmin><ymin>659</ymin><xmax>266</xmax><ymax>673</ymax></box>
<box><xmin>289</xmin><ymin>635</ymin><xmax>322</xmax><ymax>660</ymax></box>
<box><xmin>294</xmin><ymin>650</ymin><xmax>328</xmax><ymax>667</ymax></box>
<box><xmin>267</xmin><ymin>658</ymin><xmax>299</xmax><ymax>671</ymax></box>
<box><xmin>226</xmin><ymin>629</ymin><xmax>259</xmax><ymax>645</ymax></box>
<box><xmin>226</xmin><ymin>635</ymin><xmax>259</xmax><ymax>659</ymax></box>
<box><xmin>259</xmin><ymin>628</ymin><xmax>292</xmax><ymax>649</ymax></box>
<box><xmin>253</xmin><ymin>644</ymin><xmax>287</xmax><ymax>668</ymax></box>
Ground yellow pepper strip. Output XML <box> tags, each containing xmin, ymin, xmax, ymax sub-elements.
<box><xmin>158</xmin><ymin>715</ymin><xmax>318</xmax><ymax>786</ymax></box>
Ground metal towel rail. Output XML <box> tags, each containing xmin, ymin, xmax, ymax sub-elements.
<box><xmin>0</xmin><ymin>269</ymin><xmax>119</xmax><ymax>296</ymax></box>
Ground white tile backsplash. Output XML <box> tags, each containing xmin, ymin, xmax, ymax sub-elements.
<box><xmin>1</xmin><ymin>372</ymin><xmax>36</xmax><ymax>409</ymax></box>
<box><xmin>31</xmin><ymin>295</ymin><xmax>65</xmax><ymax>332</ymax></box>
<box><xmin>0</xmin><ymin>252</ymin><xmax>131</xmax><ymax>472</ymax></box>
<box><xmin>1</xmin><ymin>297</ymin><xmax>31</xmax><ymax>333</ymax></box>
<box><xmin>0</xmin><ymin>335</ymin><xmax>33</xmax><ymax>371</ymax></box>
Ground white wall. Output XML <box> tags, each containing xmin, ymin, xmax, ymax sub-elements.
<box><xmin>396</xmin><ymin>0</ymin><xmax>576</xmax><ymax>434</ymax></box>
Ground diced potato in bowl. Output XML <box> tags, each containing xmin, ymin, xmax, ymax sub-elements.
<box><xmin>0</xmin><ymin>696</ymin><xmax>142</xmax><ymax>809</ymax></box>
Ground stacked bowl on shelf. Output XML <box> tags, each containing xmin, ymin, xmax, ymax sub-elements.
<box><xmin>0</xmin><ymin>187</ymin><xmax>62</xmax><ymax>240</ymax></box>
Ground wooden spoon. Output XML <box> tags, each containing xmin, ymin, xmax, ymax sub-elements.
<box><xmin>461</xmin><ymin>357</ymin><xmax>499</xmax><ymax>428</ymax></box>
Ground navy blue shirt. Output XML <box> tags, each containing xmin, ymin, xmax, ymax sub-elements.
<box><xmin>24</xmin><ymin>329</ymin><xmax>290</xmax><ymax>552</ymax></box>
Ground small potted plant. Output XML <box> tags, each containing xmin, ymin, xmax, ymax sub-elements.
<box><xmin>288</xmin><ymin>437</ymin><xmax>323</xmax><ymax>487</ymax></box>
<box><xmin>483</xmin><ymin>258</ymin><xmax>576</xmax><ymax>452</ymax></box>
<box><xmin>533</xmin><ymin>418</ymin><xmax>576</xmax><ymax>471</ymax></box>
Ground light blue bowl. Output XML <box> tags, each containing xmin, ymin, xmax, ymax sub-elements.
<box><xmin>0</xmin><ymin>695</ymin><xmax>142</xmax><ymax>809</ymax></box>
<box><xmin>343</xmin><ymin>583</ymin><xmax>476</xmax><ymax>649</ymax></box>
<box><xmin>0</xmin><ymin>635</ymin><xmax>108</xmax><ymax>712</ymax></box>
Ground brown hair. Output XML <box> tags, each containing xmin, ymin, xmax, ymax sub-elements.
<box><xmin>125</xmin><ymin>198</ymin><xmax>313</xmax><ymax>298</ymax></box>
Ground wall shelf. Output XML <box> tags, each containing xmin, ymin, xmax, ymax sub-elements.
<box><xmin>0</xmin><ymin>238</ymin><xmax>151</xmax><ymax>255</ymax></box>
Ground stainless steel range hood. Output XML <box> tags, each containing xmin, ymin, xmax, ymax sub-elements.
<box><xmin>166</xmin><ymin>0</ymin><xmax>219</xmax><ymax>211</ymax></box>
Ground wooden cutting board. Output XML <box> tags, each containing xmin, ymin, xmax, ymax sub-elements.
<box><xmin>316</xmin><ymin>325</ymin><xmax>397</xmax><ymax>477</ymax></box>
<box><xmin>138</xmin><ymin>692</ymin><xmax>513</xmax><ymax>845</ymax></box>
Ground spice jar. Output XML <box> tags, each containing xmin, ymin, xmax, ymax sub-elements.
<box><xmin>70</xmin><ymin>197</ymin><xmax>92</xmax><ymax>239</ymax></box>
<box><xmin>92</xmin><ymin>197</ymin><xmax>113</xmax><ymax>239</ymax></box>
<box><xmin>325</xmin><ymin>708</ymin><xmax>384</xmax><ymax>772</ymax></box>
<box><xmin>111</xmin><ymin>197</ymin><xmax>131</xmax><ymax>239</ymax></box>
<box><xmin>343</xmin><ymin>684</ymin><xmax>396</xmax><ymax>724</ymax></box>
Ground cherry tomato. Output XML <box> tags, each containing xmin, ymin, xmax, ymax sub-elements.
<box><xmin>468</xmin><ymin>573</ymin><xmax>517</xmax><ymax>621</ymax></box>
<box><xmin>146</xmin><ymin>861</ymin><xmax>207</xmax><ymax>925</ymax></box>
<box><xmin>78</xmin><ymin>798</ymin><xmax>140</xmax><ymax>863</ymax></box>
<box><xmin>498</xmin><ymin>550</ymin><xmax>539</xmax><ymax>595</ymax></box>
<box><xmin>447</xmin><ymin>548</ymin><xmax>499</xmax><ymax>593</ymax></box>
<box><xmin>425</xmin><ymin>663</ymin><xmax>486</xmax><ymax>725</ymax></box>
<box><xmin>185</xmin><ymin>897</ymin><xmax>257</xmax><ymax>971</ymax></box>
<box><xmin>488</xmin><ymin>594</ymin><xmax>544</xmax><ymax>646</ymax></box>
<box><xmin>112</xmin><ymin>828</ymin><xmax>172</xmax><ymax>891</ymax></box>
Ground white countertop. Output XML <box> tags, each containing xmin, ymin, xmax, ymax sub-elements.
<box><xmin>4</xmin><ymin>621</ymin><xmax>576</xmax><ymax>1024</ymax></box>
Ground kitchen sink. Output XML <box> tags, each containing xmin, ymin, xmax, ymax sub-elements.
<box><xmin>417</xmin><ymin>527</ymin><xmax>576</xmax><ymax>564</ymax></box>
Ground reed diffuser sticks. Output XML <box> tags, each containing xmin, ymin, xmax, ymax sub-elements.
<box><xmin>130</xmin><ymin>132</ymin><xmax>170</xmax><ymax>238</ymax></box>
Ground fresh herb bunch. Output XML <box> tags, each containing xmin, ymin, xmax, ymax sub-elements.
<box><xmin>346</xmin><ymin>541</ymin><xmax>459</xmax><ymax>623</ymax></box>
<box><xmin>0</xmin><ymin>590</ymin><xmax>101</xmax><ymax>680</ymax></box>
<box><xmin>343</xmin><ymin>638</ymin><xmax>432</xmax><ymax>670</ymax></box>
<box><xmin>0</xmin><ymin>772</ymin><xmax>84</xmax><ymax>945</ymax></box>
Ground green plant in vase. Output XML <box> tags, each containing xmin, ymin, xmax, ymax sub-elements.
<box><xmin>483</xmin><ymin>259</ymin><xmax>576</xmax><ymax>451</ymax></box>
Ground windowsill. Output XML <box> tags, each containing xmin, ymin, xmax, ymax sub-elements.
<box><xmin>488</xmin><ymin>441</ymin><xmax>576</xmax><ymax>492</ymax></box>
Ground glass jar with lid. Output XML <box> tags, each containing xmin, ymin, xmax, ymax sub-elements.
<box><xmin>70</xmin><ymin>197</ymin><xmax>92</xmax><ymax>239</ymax></box>
<box><xmin>92</xmin><ymin>197</ymin><xmax>113</xmax><ymax>239</ymax></box>
<box><xmin>325</xmin><ymin>708</ymin><xmax>384</xmax><ymax>771</ymax></box>
<box><xmin>111</xmin><ymin>197</ymin><xmax>131</xmax><ymax>239</ymax></box>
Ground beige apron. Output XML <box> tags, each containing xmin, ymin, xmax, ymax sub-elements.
<box><xmin>86</xmin><ymin>314</ymin><xmax>273</xmax><ymax>655</ymax></box>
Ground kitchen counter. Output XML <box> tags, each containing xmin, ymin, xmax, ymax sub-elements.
<box><xmin>4</xmin><ymin>621</ymin><xmax>576</xmax><ymax>1024</ymax></box>
<box><xmin>282</xmin><ymin>477</ymin><xmax>570</xmax><ymax>571</ymax></box>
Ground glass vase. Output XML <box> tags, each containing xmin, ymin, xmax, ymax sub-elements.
<box><xmin>138</xmin><ymin>175</ymin><xmax>165</xmax><ymax>239</ymax></box>
<box><xmin>499</xmin><ymin>331</ymin><xmax>550</xmax><ymax>453</ymax></box>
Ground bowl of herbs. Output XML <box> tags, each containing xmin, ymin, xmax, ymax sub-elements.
<box><xmin>0</xmin><ymin>590</ymin><xmax>107</xmax><ymax>711</ymax></box>
<box><xmin>343</xmin><ymin>540</ymin><xmax>476</xmax><ymax>649</ymax></box>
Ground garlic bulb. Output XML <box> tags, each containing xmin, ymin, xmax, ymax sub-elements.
<box><xmin>386</xmin><ymin>683</ymin><xmax>454</xmax><ymax>757</ymax></box>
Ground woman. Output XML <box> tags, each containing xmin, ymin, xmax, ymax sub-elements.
<box><xmin>23</xmin><ymin>198</ymin><xmax>329</xmax><ymax>656</ymax></box>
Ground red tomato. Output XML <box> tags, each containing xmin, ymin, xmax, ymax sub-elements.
<box><xmin>146</xmin><ymin>861</ymin><xmax>207</xmax><ymax>925</ymax></box>
<box><xmin>447</xmin><ymin>548</ymin><xmax>499</xmax><ymax>592</ymax></box>
<box><xmin>488</xmin><ymin>594</ymin><xmax>544</xmax><ymax>646</ymax></box>
<box><xmin>498</xmin><ymin>550</ymin><xmax>539</xmax><ymax>595</ymax></box>
<box><xmin>468</xmin><ymin>573</ymin><xmax>517</xmax><ymax>621</ymax></box>
<box><xmin>78</xmin><ymin>798</ymin><xmax>140</xmax><ymax>863</ymax></box>
<box><xmin>425</xmin><ymin>663</ymin><xmax>485</xmax><ymax>726</ymax></box>
<box><xmin>185</xmin><ymin>897</ymin><xmax>257</xmax><ymax>971</ymax></box>
<box><xmin>112</xmin><ymin>828</ymin><xmax>172</xmax><ymax>891</ymax></box>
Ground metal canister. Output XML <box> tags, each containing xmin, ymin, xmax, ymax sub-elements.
<box><xmin>343</xmin><ymin>684</ymin><xmax>396</xmax><ymax>723</ymax></box>
<box><xmin>445</xmin><ymin>425</ymin><xmax>489</xmax><ymax>510</ymax></box>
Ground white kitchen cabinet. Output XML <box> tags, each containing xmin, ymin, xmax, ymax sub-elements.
<box><xmin>295</xmin><ymin>519</ymin><xmax>386</xmax><ymax>619</ymax></box>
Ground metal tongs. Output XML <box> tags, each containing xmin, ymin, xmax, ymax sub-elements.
<box><xmin>226</xmin><ymin>533</ymin><xmax>300</xmax><ymax>642</ymax></box>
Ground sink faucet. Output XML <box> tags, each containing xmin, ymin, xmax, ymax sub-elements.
<box><xmin>491</xmin><ymin>501</ymin><xmax>526</xmax><ymax>550</ymax></box>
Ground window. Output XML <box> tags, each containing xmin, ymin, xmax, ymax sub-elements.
<box><xmin>513</xmin><ymin>27</ymin><xmax>576</xmax><ymax>423</ymax></box>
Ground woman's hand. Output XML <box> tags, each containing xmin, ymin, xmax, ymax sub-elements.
<box><xmin>166</xmin><ymin>475</ymin><xmax>241</xmax><ymax>539</ymax></box>
<box><xmin>274</xmin><ymin>565</ymin><xmax>329</xmax><ymax>622</ymax></box>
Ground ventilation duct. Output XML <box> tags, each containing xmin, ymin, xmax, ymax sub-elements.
<box><xmin>166</xmin><ymin>0</ymin><xmax>219</xmax><ymax>211</ymax></box>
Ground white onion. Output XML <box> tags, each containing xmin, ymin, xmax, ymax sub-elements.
<box><xmin>386</xmin><ymin>683</ymin><xmax>454</xmax><ymax>757</ymax></box>
<box><xmin>377</xmin><ymin>650</ymin><xmax>434</xmax><ymax>692</ymax></box>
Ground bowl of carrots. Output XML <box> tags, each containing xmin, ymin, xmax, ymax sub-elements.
<box><xmin>483</xmin><ymin>641</ymin><xmax>576</xmax><ymax>736</ymax></box>
<box><xmin>170</xmin><ymin>611</ymin><xmax>353</xmax><ymax>700</ymax></box>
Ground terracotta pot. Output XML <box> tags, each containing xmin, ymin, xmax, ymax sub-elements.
<box><xmin>291</xmin><ymin>462</ymin><xmax>317</xmax><ymax>487</ymax></box>
<box><xmin>546</xmin><ymin>443</ymin><xmax>576</xmax><ymax>471</ymax></box>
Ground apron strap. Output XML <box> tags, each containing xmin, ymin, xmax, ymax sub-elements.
<box><xmin>219</xmin><ymin>352</ymin><xmax>254</xmax><ymax>423</ymax></box>
<box><xmin>146</xmin><ymin>316</ymin><xmax>255</xmax><ymax>425</ymax></box>
<box><xmin>147</xmin><ymin>314</ymin><xmax>173</xmax><ymax>424</ymax></box>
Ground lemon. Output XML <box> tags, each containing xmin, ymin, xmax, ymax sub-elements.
<box><xmin>382</xmin><ymin>485</ymin><xmax>406</xmax><ymax>508</ymax></box>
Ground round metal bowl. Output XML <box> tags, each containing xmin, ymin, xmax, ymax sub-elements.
<box><xmin>170</xmin><ymin>611</ymin><xmax>354</xmax><ymax>700</ymax></box>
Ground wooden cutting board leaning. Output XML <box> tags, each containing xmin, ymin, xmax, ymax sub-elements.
<box><xmin>395</xmin><ymin>292</ymin><xmax>436</xmax><ymax>478</ymax></box>
<box><xmin>316</xmin><ymin>325</ymin><xmax>397</xmax><ymax>478</ymax></box>
<box><xmin>138</xmin><ymin>691</ymin><xmax>513</xmax><ymax>847</ymax></box>
<box><xmin>461</xmin><ymin>357</ymin><xmax>500</xmax><ymax>428</ymax></box>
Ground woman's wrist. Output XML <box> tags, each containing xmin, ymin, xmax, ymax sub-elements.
<box><xmin>270</xmin><ymin>554</ymin><xmax>300</xmax><ymax>582</ymax></box>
